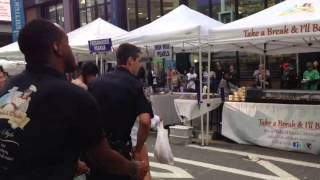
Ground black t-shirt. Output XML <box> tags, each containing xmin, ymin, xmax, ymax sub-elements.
<box><xmin>0</xmin><ymin>66</ymin><xmax>103</xmax><ymax>180</ymax></box>
<box><xmin>89</xmin><ymin>67</ymin><xmax>153</xmax><ymax>143</ymax></box>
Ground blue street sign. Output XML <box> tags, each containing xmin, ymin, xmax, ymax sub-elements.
<box><xmin>10</xmin><ymin>0</ymin><xmax>25</xmax><ymax>42</ymax></box>
<box><xmin>88</xmin><ymin>38</ymin><xmax>112</xmax><ymax>53</ymax></box>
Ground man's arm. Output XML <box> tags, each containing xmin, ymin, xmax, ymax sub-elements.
<box><xmin>89</xmin><ymin>137</ymin><xmax>148</xmax><ymax>179</ymax></box>
<box><xmin>73</xmin><ymin>88</ymin><xmax>148</xmax><ymax>179</ymax></box>
<box><xmin>135</xmin><ymin>113</ymin><xmax>151</xmax><ymax>152</ymax></box>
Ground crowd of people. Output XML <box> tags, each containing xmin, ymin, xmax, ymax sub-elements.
<box><xmin>144</xmin><ymin>62</ymin><xmax>240</xmax><ymax>96</ymax></box>
<box><xmin>278</xmin><ymin>60</ymin><xmax>320</xmax><ymax>90</ymax></box>
<box><xmin>142</xmin><ymin>58</ymin><xmax>320</xmax><ymax>95</ymax></box>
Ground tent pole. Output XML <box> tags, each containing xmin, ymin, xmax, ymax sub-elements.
<box><xmin>100</xmin><ymin>54</ymin><xmax>103</xmax><ymax>74</ymax></box>
<box><xmin>96</xmin><ymin>54</ymin><xmax>98</xmax><ymax>66</ymax></box>
<box><xmin>103</xmin><ymin>53</ymin><xmax>106</xmax><ymax>73</ymax></box>
<box><xmin>199</xmin><ymin>37</ymin><xmax>204</xmax><ymax>146</ymax></box>
<box><xmin>263</xmin><ymin>43</ymin><xmax>267</xmax><ymax>90</ymax></box>
<box><xmin>296</xmin><ymin>53</ymin><xmax>299</xmax><ymax>75</ymax></box>
<box><xmin>206</xmin><ymin>45</ymin><xmax>212</xmax><ymax>145</ymax></box>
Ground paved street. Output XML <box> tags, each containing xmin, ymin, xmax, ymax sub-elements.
<box><xmin>146</xmin><ymin>134</ymin><xmax>320</xmax><ymax>180</ymax></box>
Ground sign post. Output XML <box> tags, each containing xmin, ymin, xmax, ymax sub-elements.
<box><xmin>88</xmin><ymin>38</ymin><xmax>112</xmax><ymax>54</ymax></box>
<box><xmin>88</xmin><ymin>38</ymin><xmax>112</xmax><ymax>74</ymax></box>
<box><xmin>10</xmin><ymin>0</ymin><xmax>25</xmax><ymax>42</ymax></box>
<box><xmin>154</xmin><ymin>44</ymin><xmax>172</xmax><ymax>59</ymax></box>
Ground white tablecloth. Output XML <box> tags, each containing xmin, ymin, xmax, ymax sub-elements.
<box><xmin>222</xmin><ymin>102</ymin><xmax>320</xmax><ymax>154</ymax></box>
<box><xmin>174</xmin><ymin>98</ymin><xmax>222</xmax><ymax>122</ymax></box>
<box><xmin>150</xmin><ymin>94</ymin><xmax>187</xmax><ymax>126</ymax></box>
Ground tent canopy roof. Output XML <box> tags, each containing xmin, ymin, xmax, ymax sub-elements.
<box><xmin>113</xmin><ymin>5</ymin><xmax>223</xmax><ymax>47</ymax></box>
<box><xmin>0</xmin><ymin>18</ymin><xmax>127</xmax><ymax>59</ymax></box>
<box><xmin>209</xmin><ymin>0</ymin><xmax>320</xmax><ymax>55</ymax></box>
<box><xmin>68</xmin><ymin>18</ymin><xmax>127</xmax><ymax>48</ymax></box>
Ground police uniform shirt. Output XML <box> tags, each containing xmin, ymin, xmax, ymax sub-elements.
<box><xmin>89</xmin><ymin>67</ymin><xmax>153</xmax><ymax>143</ymax></box>
<box><xmin>0</xmin><ymin>65</ymin><xmax>104</xmax><ymax>180</ymax></box>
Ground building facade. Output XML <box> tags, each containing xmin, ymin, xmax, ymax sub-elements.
<box><xmin>22</xmin><ymin>0</ymin><xmax>285</xmax><ymax>32</ymax></box>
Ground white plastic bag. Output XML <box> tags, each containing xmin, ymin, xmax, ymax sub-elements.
<box><xmin>154</xmin><ymin>122</ymin><xmax>174</xmax><ymax>165</ymax></box>
<box><xmin>74</xmin><ymin>175</ymin><xmax>86</xmax><ymax>180</ymax></box>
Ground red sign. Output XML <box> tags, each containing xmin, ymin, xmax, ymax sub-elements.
<box><xmin>0</xmin><ymin>0</ymin><xmax>11</xmax><ymax>21</ymax></box>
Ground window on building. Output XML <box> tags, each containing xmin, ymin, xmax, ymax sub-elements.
<box><xmin>44</xmin><ymin>2</ymin><xmax>65</xmax><ymax>28</ymax></box>
<box><xmin>211</xmin><ymin>0</ymin><xmax>235</xmax><ymax>23</ymax></box>
<box><xmin>126</xmin><ymin>0</ymin><xmax>179</xmax><ymax>31</ymax></box>
<box><xmin>238</xmin><ymin>0</ymin><xmax>264</xmax><ymax>19</ymax></box>
<box><xmin>188</xmin><ymin>0</ymin><xmax>210</xmax><ymax>16</ymax></box>
<box><xmin>268</xmin><ymin>0</ymin><xmax>278</xmax><ymax>7</ymax></box>
<box><xmin>150</xmin><ymin>0</ymin><xmax>161</xmax><ymax>21</ymax></box>
<box><xmin>267</xmin><ymin>0</ymin><xmax>280</xmax><ymax>7</ymax></box>
<box><xmin>163</xmin><ymin>0</ymin><xmax>179</xmax><ymax>15</ymax></box>
<box><xmin>79</xmin><ymin>0</ymin><xmax>111</xmax><ymax>26</ymax></box>
<box><xmin>127</xmin><ymin>0</ymin><xmax>137</xmax><ymax>30</ymax></box>
<box><xmin>97</xmin><ymin>0</ymin><xmax>105</xmax><ymax>19</ymax></box>
<box><xmin>137</xmin><ymin>0</ymin><xmax>148</xmax><ymax>27</ymax></box>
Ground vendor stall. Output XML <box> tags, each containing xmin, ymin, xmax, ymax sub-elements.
<box><xmin>174</xmin><ymin>98</ymin><xmax>221</xmax><ymax>122</ymax></box>
<box><xmin>208</xmin><ymin>0</ymin><xmax>320</xmax><ymax>153</ymax></box>
<box><xmin>209</xmin><ymin>0</ymin><xmax>320</xmax><ymax>55</ymax></box>
<box><xmin>223</xmin><ymin>99</ymin><xmax>320</xmax><ymax>155</ymax></box>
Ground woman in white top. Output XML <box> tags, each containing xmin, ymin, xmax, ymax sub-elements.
<box><xmin>72</xmin><ymin>62</ymin><xmax>99</xmax><ymax>90</ymax></box>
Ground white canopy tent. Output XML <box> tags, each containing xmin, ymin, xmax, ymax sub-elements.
<box><xmin>0</xmin><ymin>42</ymin><xmax>22</xmax><ymax>60</ymax></box>
<box><xmin>67</xmin><ymin>18</ymin><xmax>128</xmax><ymax>72</ymax></box>
<box><xmin>68</xmin><ymin>18</ymin><xmax>128</xmax><ymax>52</ymax></box>
<box><xmin>113</xmin><ymin>5</ymin><xmax>223</xmax><ymax>51</ymax></box>
<box><xmin>209</xmin><ymin>0</ymin><xmax>320</xmax><ymax>89</ymax></box>
<box><xmin>0</xmin><ymin>42</ymin><xmax>90</xmax><ymax>61</ymax></box>
<box><xmin>113</xmin><ymin>5</ymin><xmax>223</xmax><ymax>146</ymax></box>
<box><xmin>209</xmin><ymin>0</ymin><xmax>320</xmax><ymax>55</ymax></box>
<box><xmin>0</xmin><ymin>59</ymin><xmax>26</xmax><ymax>76</ymax></box>
<box><xmin>0</xmin><ymin>18</ymin><xmax>127</xmax><ymax>60</ymax></box>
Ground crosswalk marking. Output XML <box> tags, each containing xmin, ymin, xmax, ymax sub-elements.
<box><xmin>150</xmin><ymin>162</ymin><xmax>194</xmax><ymax>179</ymax></box>
<box><xmin>187</xmin><ymin>144</ymin><xmax>320</xmax><ymax>169</ymax></box>
<box><xmin>257</xmin><ymin>160</ymin><xmax>299</xmax><ymax>180</ymax></box>
<box><xmin>149</xmin><ymin>153</ymin><xmax>283</xmax><ymax>180</ymax></box>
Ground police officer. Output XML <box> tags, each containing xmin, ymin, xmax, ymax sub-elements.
<box><xmin>0</xmin><ymin>19</ymin><xmax>147</xmax><ymax>180</ymax></box>
<box><xmin>89</xmin><ymin>43</ymin><xmax>153</xmax><ymax>180</ymax></box>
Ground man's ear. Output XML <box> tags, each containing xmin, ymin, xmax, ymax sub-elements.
<box><xmin>52</xmin><ymin>42</ymin><xmax>62</xmax><ymax>57</ymax></box>
<box><xmin>127</xmin><ymin>57</ymin><xmax>134</xmax><ymax>65</ymax></box>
